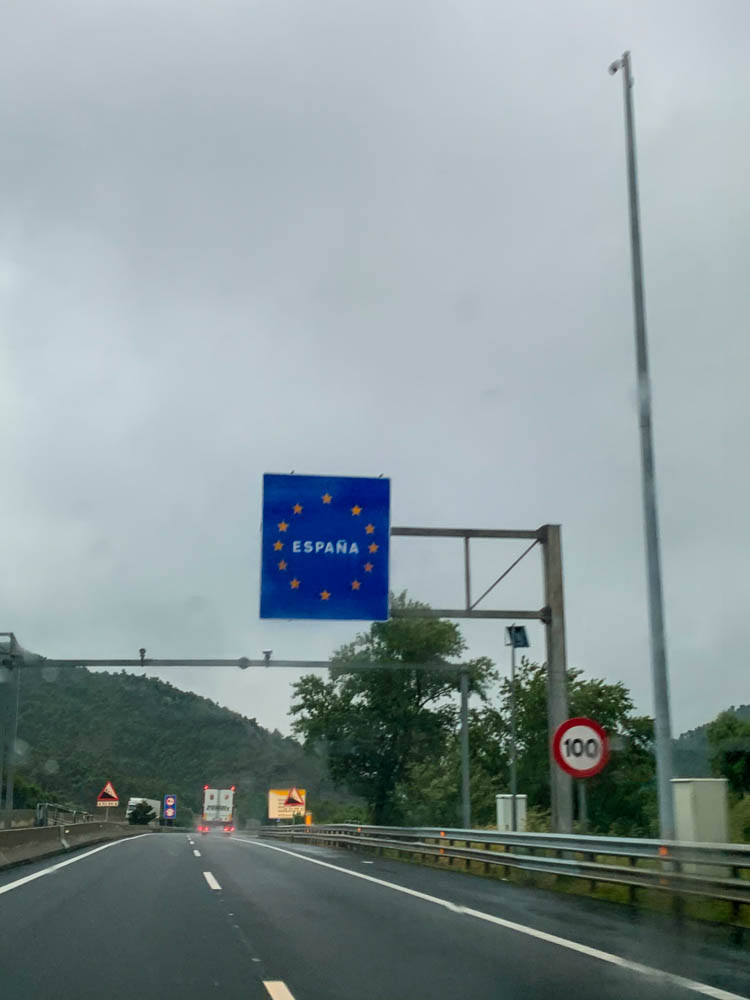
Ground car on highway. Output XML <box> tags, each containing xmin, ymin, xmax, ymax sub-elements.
<box><xmin>197</xmin><ymin>824</ymin><xmax>210</xmax><ymax>835</ymax></box>
<box><xmin>223</xmin><ymin>824</ymin><xmax>235</xmax><ymax>836</ymax></box>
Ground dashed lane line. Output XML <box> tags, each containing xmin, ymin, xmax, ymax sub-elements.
<box><xmin>203</xmin><ymin>871</ymin><xmax>221</xmax><ymax>890</ymax></box>
<box><xmin>263</xmin><ymin>982</ymin><xmax>296</xmax><ymax>1000</ymax></box>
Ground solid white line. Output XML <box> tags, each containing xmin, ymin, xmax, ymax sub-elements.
<box><xmin>203</xmin><ymin>871</ymin><xmax>221</xmax><ymax>890</ymax></box>
<box><xmin>233</xmin><ymin>839</ymin><xmax>745</xmax><ymax>1000</ymax></box>
<box><xmin>0</xmin><ymin>835</ymin><xmax>152</xmax><ymax>898</ymax></box>
<box><xmin>263</xmin><ymin>982</ymin><xmax>296</xmax><ymax>1000</ymax></box>
<box><xmin>193</xmin><ymin>849</ymin><xmax>201</xmax><ymax>857</ymax></box>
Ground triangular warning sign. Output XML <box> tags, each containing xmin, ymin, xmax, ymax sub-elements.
<box><xmin>284</xmin><ymin>787</ymin><xmax>304</xmax><ymax>806</ymax></box>
<box><xmin>97</xmin><ymin>780</ymin><xmax>119</xmax><ymax>801</ymax></box>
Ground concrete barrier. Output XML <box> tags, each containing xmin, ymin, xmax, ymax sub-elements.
<box><xmin>0</xmin><ymin>809</ymin><xmax>37</xmax><ymax>829</ymax></box>
<box><xmin>0</xmin><ymin>822</ymin><xmax>144</xmax><ymax>870</ymax></box>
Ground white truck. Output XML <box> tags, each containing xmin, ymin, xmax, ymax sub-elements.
<box><xmin>199</xmin><ymin>786</ymin><xmax>236</xmax><ymax>834</ymax></box>
<box><xmin>125</xmin><ymin>797</ymin><xmax>161</xmax><ymax>823</ymax></box>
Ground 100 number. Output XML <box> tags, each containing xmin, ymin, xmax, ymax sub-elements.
<box><xmin>563</xmin><ymin>737</ymin><xmax>599</xmax><ymax>759</ymax></box>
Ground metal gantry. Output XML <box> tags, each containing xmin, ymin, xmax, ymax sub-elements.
<box><xmin>1</xmin><ymin>521</ymin><xmax>573</xmax><ymax>832</ymax></box>
<box><xmin>388</xmin><ymin>525</ymin><xmax>571</xmax><ymax>832</ymax></box>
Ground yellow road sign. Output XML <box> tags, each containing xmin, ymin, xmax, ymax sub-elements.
<box><xmin>268</xmin><ymin>788</ymin><xmax>306</xmax><ymax>819</ymax></box>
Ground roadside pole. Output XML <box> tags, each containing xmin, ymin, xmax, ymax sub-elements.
<box><xmin>3</xmin><ymin>652</ymin><xmax>21</xmax><ymax>828</ymax></box>
<box><xmin>460</xmin><ymin>668</ymin><xmax>471</xmax><ymax>828</ymax></box>
<box><xmin>577</xmin><ymin>780</ymin><xmax>588</xmax><ymax>833</ymax></box>
<box><xmin>609</xmin><ymin>51</ymin><xmax>675</xmax><ymax>840</ymax></box>
<box><xmin>510</xmin><ymin>637</ymin><xmax>517</xmax><ymax>831</ymax></box>
<box><xmin>505</xmin><ymin>623</ymin><xmax>529</xmax><ymax>832</ymax></box>
<box><xmin>541</xmin><ymin>526</ymin><xmax>572</xmax><ymax>833</ymax></box>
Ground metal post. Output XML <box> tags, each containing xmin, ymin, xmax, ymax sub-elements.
<box><xmin>0</xmin><ymin>640</ymin><xmax>9</xmax><ymax>818</ymax></box>
<box><xmin>460</xmin><ymin>550</ymin><xmax>472</xmax><ymax>831</ymax></box>
<box><xmin>463</xmin><ymin>537</ymin><xmax>471</xmax><ymax>610</ymax></box>
<box><xmin>610</xmin><ymin>51</ymin><xmax>675</xmax><ymax>840</ymax></box>
<box><xmin>541</xmin><ymin>524</ymin><xmax>572</xmax><ymax>832</ymax></box>
<box><xmin>577</xmin><ymin>780</ymin><xmax>588</xmax><ymax>833</ymax></box>
<box><xmin>459</xmin><ymin>669</ymin><xmax>471</xmax><ymax>828</ymax></box>
<box><xmin>509</xmin><ymin>635</ymin><xmax>518</xmax><ymax>832</ymax></box>
<box><xmin>4</xmin><ymin>656</ymin><xmax>21</xmax><ymax>827</ymax></box>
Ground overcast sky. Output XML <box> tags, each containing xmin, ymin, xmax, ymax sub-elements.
<box><xmin>1</xmin><ymin>0</ymin><xmax>748</xmax><ymax>739</ymax></box>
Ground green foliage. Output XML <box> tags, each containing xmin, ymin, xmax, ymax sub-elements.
<box><xmin>290</xmin><ymin>593</ymin><xmax>494</xmax><ymax>824</ymax></box>
<box><xmin>564</xmin><ymin>668</ymin><xmax>657</xmax><ymax>837</ymax></box>
<box><xmin>396</xmin><ymin>658</ymin><xmax>658</xmax><ymax>836</ymax></box>
<box><xmin>175</xmin><ymin>806</ymin><xmax>195</xmax><ymax>828</ymax></box>
<box><xmin>672</xmin><ymin>705</ymin><xmax>750</xmax><ymax>778</ymax></box>
<box><xmin>13</xmin><ymin>665</ymin><xmax>354</xmax><ymax>821</ymax></box>
<box><xmin>11</xmin><ymin>773</ymin><xmax>46</xmax><ymax>809</ymax></box>
<box><xmin>308</xmin><ymin>798</ymin><xmax>370</xmax><ymax>824</ymax></box>
<box><xmin>128</xmin><ymin>800</ymin><xmax>156</xmax><ymax>825</ymax></box>
<box><xmin>707</xmin><ymin>711</ymin><xmax>750</xmax><ymax>796</ymax></box>
<box><xmin>729</xmin><ymin>795</ymin><xmax>750</xmax><ymax>843</ymax></box>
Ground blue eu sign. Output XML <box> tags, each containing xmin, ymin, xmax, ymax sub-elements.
<box><xmin>260</xmin><ymin>474</ymin><xmax>390</xmax><ymax>621</ymax></box>
<box><xmin>163</xmin><ymin>793</ymin><xmax>177</xmax><ymax>820</ymax></box>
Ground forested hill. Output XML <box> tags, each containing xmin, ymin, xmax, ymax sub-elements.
<box><xmin>13</xmin><ymin>666</ymin><xmax>345</xmax><ymax>823</ymax></box>
<box><xmin>673</xmin><ymin>704</ymin><xmax>750</xmax><ymax>778</ymax></box>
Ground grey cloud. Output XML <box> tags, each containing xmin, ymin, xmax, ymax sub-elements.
<box><xmin>1</xmin><ymin>0</ymin><xmax>748</xmax><ymax>736</ymax></box>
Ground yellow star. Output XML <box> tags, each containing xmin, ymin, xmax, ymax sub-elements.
<box><xmin>364</xmin><ymin>562</ymin><xmax>374</xmax><ymax>573</ymax></box>
<box><xmin>278</xmin><ymin>559</ymin><xmax>287</xmax><ymax>570</ymax></box>
<box><xmin>365</xmin><ymin>523</ymin><xmax>375</xmax><ymax>534</ymax></box>
<box><xmin>322</xmin><ymin>493</ymin><xmax>332</xmax><ymax>504</ymax></box>
<box><xmin>278</xmin><ymin>520</ymin><xmax>289</xmax><ymax>532</ymax></box>
<box><xmin>320</xmin><ymin>589</ymin><xmax>331</xmax><ymax>600</ymax></box>
<box><xmin>351</xmin><ymin>505</ymin><xmax>362</xmax><ymax>516</ymax></box>
<box><xmin>273</xmin><ymin>540</ymin><xmax>284</xmax><ymax>551</ymax></box>
<box><xmin>290</xmin><ymin>578</ymin><xmax>300</xmax><ymax>589</ymax></box>
<box><xmin>293</xmin><ymin>503</ymin><xmax>303</xmax><ymax>514</ymax></box>
<box><xmin>368</xmin><ymin>542</ymin><xmax>378</xmax><ymax>554</ymax></box>
<box><xmin>351</xmin><ymin>580</ymin><xmax>361</xmax><ymax>591</ymax></box>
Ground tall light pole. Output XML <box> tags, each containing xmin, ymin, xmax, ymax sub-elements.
<box><xmin>609</xmin><ymin>51</ymin><xmax>676</xmax><ymax>840</ymax></box>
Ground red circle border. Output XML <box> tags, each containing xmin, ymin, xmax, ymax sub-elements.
<box><xmin>552</xmin><ymin>716</ymin><xmax>610</xmax><ymax>778</ymax></box>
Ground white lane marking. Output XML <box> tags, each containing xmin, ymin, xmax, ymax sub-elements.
<box><xmin>0</xmin><ymin>835</ymin><xmax>152</xmax><ymax>898</ymax></box>
<box><xmin>263</xmin><ymin>982</ymin><xmax>296</xmax><ymax>1000</ymax></box>
<box><xmin>188</xmin><ymin>840</ymin><xmax>195</xmax><ymax>846</ymax></box>
<box><xmin>193</xmin><ymin>849</ymin><xmax>201</xmax><ymax>857</ymax></box>
<box><xmin>234</xmin><ymin>839</ymin><xmax>745</xmax><ymax>1000</ymax></box>
<box><xmin>362</xmin><ymin>860</ymin><xmax>374</xmax><ymax>864</ymax></box>
<box><xmin>203</xmin><ymin>871</ymin><xmax>222</xmax><ymax>890</ymax></box>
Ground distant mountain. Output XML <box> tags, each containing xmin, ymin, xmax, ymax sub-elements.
<box><xmin>672</xmin><ymin>704</ymin><xmax>750</xmax><ymax>778</ymax></box>
<box><xmin>12</xmin><ymin>666</ymin><xmax>354</xmax><ymax>823</ymax></box>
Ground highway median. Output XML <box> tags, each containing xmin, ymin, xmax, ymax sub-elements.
<box><xmin>0</xmin><ymin>821</ymin><xmax>146</xmax><ymax>870</ymax></box>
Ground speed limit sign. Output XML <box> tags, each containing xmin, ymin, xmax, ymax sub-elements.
<box><xmin>553</xmin><ymin>717</ymin><xmax>609</xmax><ymax>778</ymax></box>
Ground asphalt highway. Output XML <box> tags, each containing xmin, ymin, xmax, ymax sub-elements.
<box><xmin>0</xmin><ymin>832</ymin><xmax>746</xmax><ymax>999</ymax></box>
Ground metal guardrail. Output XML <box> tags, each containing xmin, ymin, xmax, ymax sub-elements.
<box><xmin>35</xmin><ymin>802</ymin><xmax>94</xmax><ymax>827</ymax></box>
<box><xmin>260</xmin><ymin>823</ymin><xmax>750</xmax><ymax>916</ymax></box>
